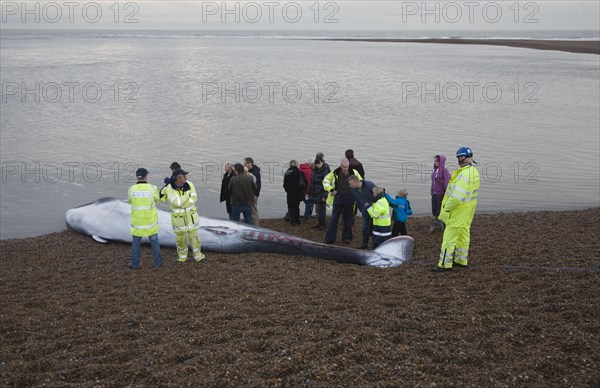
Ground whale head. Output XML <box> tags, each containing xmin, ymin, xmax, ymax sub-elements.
<box><xmin>65</xmin><ymin>197</ymin><xmax>131</xmax><ymax>242</ymax></box>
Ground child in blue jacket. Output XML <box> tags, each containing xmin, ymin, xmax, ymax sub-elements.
<box><xmin>385</xmin><ymin>188</ymin><xmax>412</xmax><ymax>236</ymax></box>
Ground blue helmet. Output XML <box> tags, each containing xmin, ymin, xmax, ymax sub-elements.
<box><xmin>456</xmin><ymin>146</ymin><xmax>473</xmax><ymax>159</ymax></box>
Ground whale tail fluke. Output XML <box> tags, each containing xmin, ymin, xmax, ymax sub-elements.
<box><xmin>368</xmin><ymin>236</ymin><xmax>415</xmax><ymax>268</ymax></box>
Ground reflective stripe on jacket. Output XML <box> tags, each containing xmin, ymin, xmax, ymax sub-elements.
<box><xmin>161</xmin><ymin>181</ymin><xmax>200</xmax><ymax>232</ymax></box>
<box><xmin>367</xmin><ymin>196</ymin><xmax>392</xmax><ymax>236</ymax></box>
<box><xmin>128</xmin><ymin>183</ymin><xmax>159</xmax><ymax>236</ymax></box>
<box><xmin>323</xmin><ymin>169</ymin><xmax>362</xmax><ymax>207</ymax></box>
<box><xmin>438</xmin><ymin>165</ymin><xmax>480</xmax><ymax>227</ymax></box>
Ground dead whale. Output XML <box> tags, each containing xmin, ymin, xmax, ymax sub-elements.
<box><xmin>65</xmin><ymin>197</ymin><xmax>414</xmax><ymax>268</ymax></box>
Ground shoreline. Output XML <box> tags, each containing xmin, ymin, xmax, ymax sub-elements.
<box><xmin>1</xmin><ymin>208</ymin><xmax>598</xmax><ymax>385</ymax></box>
<box><xmin>1</xmin><ymin>207</ymin><xmax>598</xmax><ymax>242</ymax></box>
<box><xmin>313</xmin><ymin>38</ymin><xmax>600</xmax><ymax>55</ymax></box>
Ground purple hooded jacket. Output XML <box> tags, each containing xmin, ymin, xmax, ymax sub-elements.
<box><xmin>431</xmin><ymin>154</ymin><xmax>451</xmax><ymax>195</ymax></box>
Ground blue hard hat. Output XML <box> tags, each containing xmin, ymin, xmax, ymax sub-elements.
<box><xmin>456</xmin><ymin>146</ymin><xmax>473</xmax><ymax>159</ymax></box>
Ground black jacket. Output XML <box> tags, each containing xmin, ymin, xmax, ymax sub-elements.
<box><xmin>309</xmin><ymin>164</ymin><xmax>331</xmax><ymax>204</ymax></box>
<box><xmin>283</xmin><ymin>167</ymin><xmax>307</xmax><ymax>204</ymax></box>
<box><xmin>248</xmin><ymin>165</ymin><xmax>261</xmax><ymax>196</ymax></box>
<box><xmin>348</xmin><ymin>158</ymin><xmax>365</xmax><ymax>179</ymax></box>
<box><xmin>220</xmin><ymin>172</ymin><xmax>235</xmax><ymax>213</ymax></box>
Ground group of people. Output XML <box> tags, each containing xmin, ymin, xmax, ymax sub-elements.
<box><xmin>128</xmin><ymin>146</ymin><xmax>480</xmax><ymax>273</ymax></box>
<box><xmin>220</xmin><ymin>158</ymin><xmax>262</xmax><ymax>225</ymax></box>
<box><xmin>272</xmin><ymin>147</ymin><xmax>479</xmax><ymax>272</ymax></box>
<box><xmin>317</xmin><ymin>151</ymin><xmax>412</xmax><ymax>250</ymax></box>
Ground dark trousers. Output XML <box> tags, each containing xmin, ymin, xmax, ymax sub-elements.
<box><xmin>314</xmin><ymin>202</ymin><xmax>326</xmax><ymax>227</ymax></box>
<box><xmin>432</xmin><ymin>194</ymin><xmax>444</xmax><ymax>217</ymax></box>
<box><xmin>287</xmin><ymin>201</ymin><xmax>301</xmax><ymax>224</ymax></box>
<box><xmin>361</xmin><ymin>213</ymin><xmax>373</xmax><ymax>247</ymax></box>
<box><xmin>391</xmin><ymin>221</ymin><xmax>407</xmax><ymax>237</ymax></box>
<box><xmin>372</xmin><ymin>234</ymin><xmax>391</xmax><ymax>249</ymax></box>
<box><xmin>325</xmin><ymin>203</ymin><xmax>353</xmax><ymax>243</ymax></box>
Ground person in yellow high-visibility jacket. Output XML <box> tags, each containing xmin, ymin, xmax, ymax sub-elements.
<box><xmin>365</xmin><ymin>187</ymin><xmax>392</xmax><ymax>249</ymax></box>
<box><xmin>434</xmin><ymin>147</ymin><xmax>480</xmax><ymax>272</ymax></box>
<box><xmin>160</xmin><ymin>168</ymin><xmax>205</xmax><ymax>263</ymax></box>
<box><xmin>128</xmin><ymin>167</ymin><xmax>163</xmax><ymax>269</ymax></box>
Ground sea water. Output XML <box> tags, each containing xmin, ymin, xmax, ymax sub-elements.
<box><xmin>1</xmin><ymin>30</ymin><xmax>599</xmax><ymax>238</ymax></box>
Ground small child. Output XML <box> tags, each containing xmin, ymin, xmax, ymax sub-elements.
<box><xmin>365</xmin><ymin>187</ymin><xmax>392</xmax><ymax>249</ymax></box>
<box><xmin>385</xmin><ymin>188</ymin><xmax>413</xmax><ymax>237</ymax></box>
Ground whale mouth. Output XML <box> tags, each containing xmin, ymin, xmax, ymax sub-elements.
<box><xmin>66</xmin><ymin>222</ymin><xmax>78</xmax><ymax>233</ymax></box>
<box><xmin>65</xmin><ymin>209</ymin><xmax>84</xmax><ymax>235</ymax></box>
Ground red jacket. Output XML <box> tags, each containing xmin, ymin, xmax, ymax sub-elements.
<box><xmin>299</xmin><ymin>163</ymin><xmax>312</xmax><ymax>195</ymax></box>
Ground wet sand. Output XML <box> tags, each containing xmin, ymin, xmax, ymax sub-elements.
<box><xmin>316</xmin><ymin>38</ymin><xmax>600</xmax><ymax>55</ymax></box>
<box><xmin>1</xmin><ymin>208</ymin><xmax>599</xmax><ymax>385</ymax></box>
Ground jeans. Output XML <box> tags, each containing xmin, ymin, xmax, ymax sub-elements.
<box><xmin>232</xmin><ymin>204</ymin><xmax>253</xmax><ymax>224</ymax></box>
<box><xmin>303</xmin><ymin>199</ymin><xmax>313</xmax><ymax>220</ymax></box>
<box><xmin>131</xmin><ymin>234</ymin><xmax>163</xmax><ymax>268</ymax></box>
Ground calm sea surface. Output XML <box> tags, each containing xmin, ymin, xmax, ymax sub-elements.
<box><xmin>1</xmin><ymin>30</ymin><xmax>599</xmax><ymax>238</ymax></box>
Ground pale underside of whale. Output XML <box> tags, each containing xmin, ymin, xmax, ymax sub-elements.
<box><xmin>65</xmin><ymin>198</ymin><xmax>415</xmax><ymax>268</ymax></box>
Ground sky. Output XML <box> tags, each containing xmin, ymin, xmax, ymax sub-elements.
<box><xmin>1</xmin><ymin>0</ymin><xmax>599</xmax><ymax>31</ymax></box>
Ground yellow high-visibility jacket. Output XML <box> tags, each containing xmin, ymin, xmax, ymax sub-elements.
<box><xmin>161</xmin><ymin>181</ymin><xmax>200</xmax><ymax>232</ymax></box>
<box><xmin>128</xmin><ymin>182</ymin><xmax>160</xmax><ymax>236</ymax></box>
<box><xmin>322</xmin><ymin>169</ymin><xmax>362</xmax><ymax>207</ymax></box>
<box><xmin>367</xmin><ymin>195</ymin><xmax>392</xmax><ymax>236</ymax></box>
<box><xmin>438</xmin><ymin>164</ymin><xmax>480</xmax><ymax>227</ymax></box>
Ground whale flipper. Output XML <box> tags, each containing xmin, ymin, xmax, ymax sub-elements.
<box><xmin>92</xmin><ymin>235</ymin><xmax>108</xmax><ymax>243</ymax></box>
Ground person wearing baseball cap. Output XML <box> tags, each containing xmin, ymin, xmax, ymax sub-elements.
<box><xmin>434</xmin><ymin>146</ymin><xmax>480</xmax><ymax>272</ymax></box>
<box><xmin>160</xmin><ymin>168</ymin><xmax>205</xmax><ymax>263</ymax></box>
<box><xmin>127</xmin><ymin>167</ymin><xmax>163</xmax><ymax>269</ymax></box>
